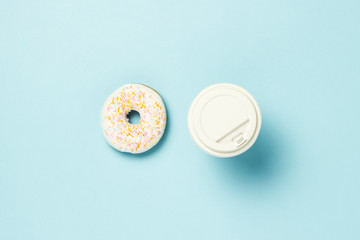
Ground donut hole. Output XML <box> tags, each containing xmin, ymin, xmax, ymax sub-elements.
<box><xmin>126</xmin><ymin>110</ymin><xmax>141</xmax><ymax>125</ymax></box>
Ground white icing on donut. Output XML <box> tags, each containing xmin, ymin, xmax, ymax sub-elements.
<box><xmin>101</xmin><ymin>84</ymin><xmax>167</xmax><ymax>153</ymax></box>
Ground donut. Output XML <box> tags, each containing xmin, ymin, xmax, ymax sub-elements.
<box><xmin>101</xmin><ymin>84</ymin><xmax>167</xmax><ymax>153</ymax></box>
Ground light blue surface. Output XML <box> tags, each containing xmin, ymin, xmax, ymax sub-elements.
<box><xmin>1</xmin><ymin>0</ymin><xmax>360</xmax><ymax>239</ymax></box>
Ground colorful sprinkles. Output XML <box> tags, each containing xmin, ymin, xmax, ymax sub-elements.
<box><xmin>101</xmin><ymin>84</ymin><xmax>167</xmax><ymax>153</ymax></box>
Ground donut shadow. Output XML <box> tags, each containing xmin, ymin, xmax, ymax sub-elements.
<box><xmin>108</xmin><ymin>100</ymin><xmax>171</xmax><ymax>160</ymax></box>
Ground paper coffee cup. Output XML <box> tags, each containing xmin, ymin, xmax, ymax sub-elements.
<box><xmin>188</xmin><ymin>83</ymin><xmax>261</xmax><ymax>158</ymax></box>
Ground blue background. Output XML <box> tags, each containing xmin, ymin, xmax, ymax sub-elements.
<box><xmin>1</xmin><ymin>0</ymin><xmax>359</xmax><ymax>239</ymax></box>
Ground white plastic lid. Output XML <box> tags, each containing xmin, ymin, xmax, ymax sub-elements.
<box><xmin>188</xmin><ymin>83</ymin><xmax>261</xmax><ymax>158</ymax></box>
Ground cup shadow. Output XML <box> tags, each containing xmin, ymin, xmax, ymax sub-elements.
<box><xmin>209</xmin><ymin>119</ymin><xmax>285</xmax><ymax>188</ymax></box>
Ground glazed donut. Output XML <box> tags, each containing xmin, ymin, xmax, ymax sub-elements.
<box><xmin>101</xmin><ymin>84</ymin><xmax>167</xmax><ymax>153</ymax></box>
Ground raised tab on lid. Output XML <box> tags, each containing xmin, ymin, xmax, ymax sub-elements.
<box><xmin>188</xmin><ymin>83</ymin><xmax>261</xmax><ymax>158</ymax></box>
